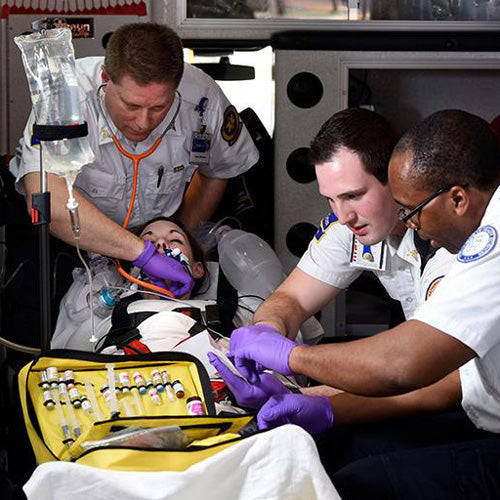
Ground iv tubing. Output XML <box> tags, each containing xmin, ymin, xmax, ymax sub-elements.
<box><xmin>0</xmin><ymin>335</ymin><xmax>40</xmax><ymax>354</ymax></box>
<box><xmin>76</xmin><ymin>242</ymin><xmax>98</xmax><ymax>345</ymax></box>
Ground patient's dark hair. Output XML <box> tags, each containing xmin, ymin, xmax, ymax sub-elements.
<box><xmin>139</xmin><ymin>217</ymin><xmax>209</xmax><ymax>297</ymax></box>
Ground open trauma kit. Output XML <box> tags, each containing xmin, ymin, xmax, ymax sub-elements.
<box><xmin>19</xmin><ymin>350</ymin><xmax>253</xmax><ymax>471</ymax></box>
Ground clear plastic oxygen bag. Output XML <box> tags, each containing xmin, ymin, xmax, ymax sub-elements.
<box><xmin>217</xmin><ymin>227</ymin><xmax>286</xmax><ymax>298</ymax></box>
<box><xmin>14</xmin><ymin>28</ymin><xmax>94</xmax><ymax>176</ymax></box>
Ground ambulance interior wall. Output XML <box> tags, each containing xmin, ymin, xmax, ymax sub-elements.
<box><xmin>273</xmin><ymin>48</ymin><xmax>500</xmax><ymax>336</ymax></box>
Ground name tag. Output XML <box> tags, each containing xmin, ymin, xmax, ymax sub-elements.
<box><xmin>190</xmin><ymin>131</ymin><xmax>211</xmax><ymax>164</ymax></box>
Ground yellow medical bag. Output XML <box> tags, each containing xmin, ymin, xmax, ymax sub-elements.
<box><xmin>19</xmin><ymin>349</ymin><xmax>253</xmax><ymax>471</ymax></box>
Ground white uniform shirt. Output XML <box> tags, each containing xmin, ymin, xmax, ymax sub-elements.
<box><xmin>413</xmin><ymin>185</ymin><xmax>500</xmax><ymax>433</ymax></box>
<box><xmin>298</xmin><ymin>212</ymin><xmax>454</xmax><ymax>319</ymax></box>
<box><xmin>11</xmin><ymin>57</ymin><xmax>259</xmax><ymax>230</ymax></box>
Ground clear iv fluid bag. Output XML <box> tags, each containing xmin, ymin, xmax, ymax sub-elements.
<box><xmin>217</xmin><ymin>229</ymin><xmax>286</xmax><ymax>298</ymax></box>
<box><xmin>14</xmin><ymin>28</ymin><xmax>94</xmax><ymax>176</ymax></box>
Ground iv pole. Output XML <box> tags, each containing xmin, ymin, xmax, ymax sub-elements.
<box><xmin>33</xmin><ymin>145</ymin><xmax>51</xmax><ymax>351</ymax></box>
<box><xmin>31</xmin><ymin>122</ymin><xmax>88</xmax><ymax>351</ymax></box>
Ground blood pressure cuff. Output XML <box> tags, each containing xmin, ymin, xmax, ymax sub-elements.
<box><xmin>18</xmin><ymin>350</ymin><xmax>254</xmax><ymax>471</ymax></box>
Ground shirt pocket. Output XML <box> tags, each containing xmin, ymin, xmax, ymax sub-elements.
<box><xmin>143</xmin><ymin>164</ymin><xmax>197</xmax><ymax>217</ymax></box>
<box><xmin>75</xmin><ymin>168</ymin><xmax>126</xmax><ymax>222</ymax></box>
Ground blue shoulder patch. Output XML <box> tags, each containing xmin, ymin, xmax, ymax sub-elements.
<box><xmin>315</xmin><ymin>212</ymin><xmax>338</xmax><ymax>242</ymax></box>
<box><xmin>457</xmin><ymin>225</ymin><xmax>497</xmax><ymax>263</ymax></box>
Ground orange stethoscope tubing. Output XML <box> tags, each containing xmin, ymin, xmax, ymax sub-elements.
<box><xmin>99</xmin><ymin>88</ymin><xmax>183</xmax><ymax>298</ymax></box>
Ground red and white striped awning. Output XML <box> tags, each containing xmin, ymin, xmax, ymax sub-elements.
<box><xmin>0</xmin><ymin>0</ymin><xmax>144</xmax><ymax>12</ymax></box>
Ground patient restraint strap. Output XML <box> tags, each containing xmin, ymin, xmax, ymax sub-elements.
<box><xmin>110</xmin><ymin>293</ymin><xmax>151</xmax><ymax>330</ymax></box>
<box><xmin>100</xmin><ymin>293</ymin><xmax>154</xmax><ymax>350</ymax></box>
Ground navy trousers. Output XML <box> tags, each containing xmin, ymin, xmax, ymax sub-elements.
<box><xmin>314</xmin><ymin>409</ymin><xmax>500</xmax><ymax>499</ymax></box>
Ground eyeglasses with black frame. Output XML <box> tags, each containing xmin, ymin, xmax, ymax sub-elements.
<box><xmin>398</xmin><ymin>184</ymin><xmax>467</xmax><ymax>224</ymax></box>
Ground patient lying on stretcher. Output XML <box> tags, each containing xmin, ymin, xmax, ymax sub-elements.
<box><xmin>52</xmin><ymin>218</ymin><xmax>322</xmax><ymax>411</ymax></box>
<box><xmin>53</xmin><ymin>217</ymin><xmax>322</xmax><ymax>353</ymax></box>
<box><xmin>53</xmin><ymin>218</ymin><xmax>234</xmax><ymax>358</ymax></box>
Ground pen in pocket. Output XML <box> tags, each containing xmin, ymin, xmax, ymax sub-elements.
<box><xmin>157</xmin><ymin>166</ymin><xmax>164</xmax><ymax>188</ymax></box>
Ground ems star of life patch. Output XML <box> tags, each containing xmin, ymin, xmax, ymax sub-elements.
<box><xmin>457</xmin><ymin>225</ymin><xmax>497</xmax><ymax>263</ymax></box>
<box><xmin>221</xmin><ymin>105</ymin><xmax>242</xmax><ymax>146</ymax></box>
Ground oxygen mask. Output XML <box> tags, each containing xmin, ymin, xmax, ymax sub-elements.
<box><xmin>160</xmin><ymin>244</ymin><xmax>193</xmax><ymax>277</ymax></box>
<box><xmin>135</xmin><ymin>244</ymin><xmax>193</xmax><ymax>298</ymax></box>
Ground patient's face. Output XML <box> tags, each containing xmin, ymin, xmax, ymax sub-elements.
<box><xmin>140</xmin><ymin>220</ymin><xmax>204</xmax><ymax>279</ymax></box>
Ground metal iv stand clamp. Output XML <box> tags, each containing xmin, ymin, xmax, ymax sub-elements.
<box><xmin>31</xmin><ymin>122</ymin><xmax>88</xmax><ymax>351</ymax></box>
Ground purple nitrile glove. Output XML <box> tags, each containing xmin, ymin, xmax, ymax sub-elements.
<box><xmin>257</xmin><ymin>393</ymin><xmax>334</xmax><ymax>435</ymax></box>
<box><xmin>229</xmin><ymin>325</ymin><xmax>300</xmax><ymax>381</ymax></box>
<box><xmin>133</xmin><ymin>239</ymin><xmax>194</xmax><ymax>298</ymax></box>
<box><xmin>208</xmin><ymin>352</ymin><xmax>290</xmax><ymax>409</ymax></box>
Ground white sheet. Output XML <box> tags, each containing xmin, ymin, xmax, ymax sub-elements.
<box><xmin>24</xmin><ymin>424</ymin><xmax>340</xmax><ymax>500</ymax></box>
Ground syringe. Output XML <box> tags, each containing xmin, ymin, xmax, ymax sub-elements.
<box><xmin>106</xmin><ymin>363</ymin><xmax>120</xmax><ymax>418</ymax></box>
<box><xmin>83</xmin><ymin>377</ymin><xmax>104</xmax><ymax>421</ymax></box>
<box><xmin>58</xmin><ymin>378</ymin><xmax>82</xmax><ymax>439</ymax></box>
<box><xmin>51</xmin><ymin>386</ymin><xmax>73</xmax><ymax>448</ymax></box>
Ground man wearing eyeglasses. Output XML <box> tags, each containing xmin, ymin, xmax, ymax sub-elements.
<box><xmin>250</xmin><ymin>108</ymin><xmax>454</xmax><ymax>342</ymax></box>
<box><xmin>223</xmin><ymin>109</ymin><xmax>500</xmax><ymax>498</ymax></box>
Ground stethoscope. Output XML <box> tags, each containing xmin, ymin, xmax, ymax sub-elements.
<box><xmin>97</xmin><ymin>84</ymin><xmax>184</xmax><ymax>296</ymax></box>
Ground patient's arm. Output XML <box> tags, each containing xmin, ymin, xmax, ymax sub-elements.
<box><xmin>327</xmin><ymin>369</ymin><xmax>461</xmax><ymax>425</ymax></box>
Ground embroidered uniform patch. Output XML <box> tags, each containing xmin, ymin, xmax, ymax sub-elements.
<box><xmin>315</xmin><ymin>212</ymin><xmax>339</xmax><ymax>242</ymax></box>
<box><xmin>221</xmin><ymin>106</ymin><xmax>242</xmax><ymax>146</ymax></box>
<box><xmin>425</xmin><ymin>275</ymin><xmax>444</xmax><ymax>300</ymax></box>
<box><xmin>457</xmin><ymin>225</ymin><xmax>497</xmax><ymax>263</ymax></box>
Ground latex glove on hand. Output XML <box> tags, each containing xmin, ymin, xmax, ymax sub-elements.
<box><xmin>208</xmin><ymin>352</ymin><xmax>290</xmax><ymax>409</ymax></box>
<box><xmin>133</xmin><ymin>239</ymin><xmax>194</xmax><ymax>298</ymax></box>
<box><xmin>229</xmin><ymin>325</ymin><xmax>301</xmax><ymax>381</ymax></box>
<box><xmin>257</xmin><ymin>393</ymin><xmax>334</xmax><ymax>435</ymax></box>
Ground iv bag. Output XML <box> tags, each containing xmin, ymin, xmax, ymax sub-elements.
<box><xmin>14</xmin><ymin>28</ymin><xmax>94</xmax><ymax>176</ymax></box>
